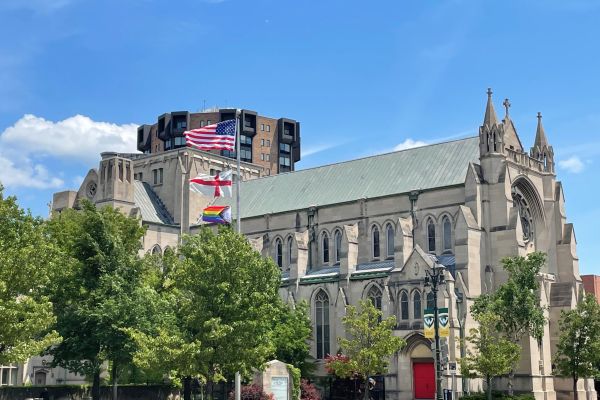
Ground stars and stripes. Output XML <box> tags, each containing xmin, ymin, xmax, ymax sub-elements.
<box><xmin>184</xmin><ymin>119</ymin><xmax>236</xmax><ymax>151</ymax></box>
<box><xmin>189</xmin><ymin>170</ymin><xmax>233</xmax><ymax>198</ymax></box>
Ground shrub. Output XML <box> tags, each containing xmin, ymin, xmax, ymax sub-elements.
<box><xmin>228</xmin><ymin>384</ymin><xmax>274</xmax><ymax>400</ymax></box>
<box><xmin>300</xmin><ymin>379</ymin><xmax>321</xmax><ymax>400</ymax></box>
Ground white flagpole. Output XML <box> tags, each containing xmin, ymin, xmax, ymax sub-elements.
<box><xmin>235</xmin><ymin>111</ymin><xmax>241</xmax><ymax>400</ymax></box>
<box><xmin>236</xmin><ymin>111</ymin><xmax>241</xmax><ymax>234</ymax></box>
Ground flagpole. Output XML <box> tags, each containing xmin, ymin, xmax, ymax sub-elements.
<box><xmin>235</xmin><ymin>111</ymin><xmax>241</xmax><ymax>400</ymax></box>
<box><xmin>236</xmin><ymin>111</ymin><xmax>241</xmax><ymax>234</ymax></box>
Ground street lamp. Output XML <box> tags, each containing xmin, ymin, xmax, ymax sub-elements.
<box><xmin>424</xmin><ymin>263</ymin><xmax>446</xmax><ymax>400</ymax></box>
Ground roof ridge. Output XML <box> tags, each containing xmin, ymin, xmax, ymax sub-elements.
<box><xmin>245</xmin><ymin>136</ymin><xmax>478</xmax><ymax>182</ymax></box>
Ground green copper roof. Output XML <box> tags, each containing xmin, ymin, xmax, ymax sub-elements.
<box><xmin>217</xmin><ymin>137</ymin><xmax>480</xmax><ymax>219</ymax></box>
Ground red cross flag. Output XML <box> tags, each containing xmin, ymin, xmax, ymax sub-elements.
<box><xmin>190</xmin><ymin>170</ymin><xmax>233</xmax><ymax>198</ymax></box>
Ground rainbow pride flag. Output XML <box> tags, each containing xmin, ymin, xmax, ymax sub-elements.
<box><xmin>202</xmin><ymin>205</ymin><xmax>232</xmax><ymax>224</ymax></box>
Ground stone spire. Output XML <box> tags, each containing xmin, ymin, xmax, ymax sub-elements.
<box><xmin>483</xmin><ymin>88</ymin><xmax>498</xmax><ymax>126</ymax></box>
<box><xmin>534</xmin><ymin>112</ymin><xmax>549</xmax><ymax>149</ymax></box>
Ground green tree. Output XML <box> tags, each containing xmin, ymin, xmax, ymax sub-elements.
<box><xmin>460</xmin><ymin>312</ymin><xmax>520</xmax><ymax>400</ymax></box>
<box><xmin>129</xmin><ymin>227</ymin><xmax>282</xmax><ymax>400</ymax></box>
<box><xmin>0</xmin><ymin>186</ymin><xmax>60</xmax><ymax>364</ymax></box>
<box><xmin>554</xmin><ymin>293</ymin><xmax>600</xmax><ymax>400</ymax></box>
<box><xmin>271</xmin><ymin>300</ymin><xmax>314</xmax><ymax>377</ymax></box>
<box><xmin>327</xmin><ymin>300</ymin><xmax>405</xmax><ymax>400</ymax></box>
<box><xmin>47</xmin><ymin>201</ymin><xmax>162</xmax><ymax>400</ymax></box>
<box><xmin>472</xmin><ymin>251</ymin><xmax>546</xmax><ymax>395</ymax></box>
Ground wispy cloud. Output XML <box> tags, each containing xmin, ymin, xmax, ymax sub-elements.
<box><xmin>393</xmin><ymin>139</ymin><xmax>427</xmax><ymax>151</ymax></box>
<box><xmin>0</xmin><ymin>0</ymin><xmax>73</xmax><ymax>13</ymax></box>
<box><xmin>558</xmin><ymin>156</ymin><xmax>585</xmax><ymax>173</ymax></box>
<box><xmin>302</xmin><ymin>141</ymin><xmax>352</xmax><ymax>158</ymax></box>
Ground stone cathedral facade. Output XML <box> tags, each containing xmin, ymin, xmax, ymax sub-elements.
<box><xmin>45</xmin><ymin>91</ymin><xmax>587</xmax><ymax>399</ymax></box>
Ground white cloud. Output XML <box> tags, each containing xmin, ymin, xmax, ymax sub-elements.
<box><xmin>558</xmin><ymin>156</ymin><xmax>585</xmax><ymax>173</ymax></box>
<box><xmin>393</xmin><ymin>139</ymin><xmax>428</xmax><ymax>151</ymax></box>
<box><xmin>1</xmin><ymin>114</ymin><xmax>138</xmax><ymax>163</ymax></box>
<box><xmin>0</xmin><ymin>114</ymin><xmax>138</xmax><ymax>189</ymax></box>
<box><xmin>0</xmin><ymin>155</ymin><xmax>63</xmax><ymax>189</ymax></box>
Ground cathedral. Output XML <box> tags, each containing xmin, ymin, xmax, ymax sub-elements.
<box><xmin>45</xmin><ymin>90</ymin><xmax>587</xmax><ymax>399</ymax></box>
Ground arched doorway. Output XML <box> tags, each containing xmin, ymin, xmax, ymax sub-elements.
<box><xmin>411</xmin><ymin>343</ymin><xmax>435</xmax><ymax>399</ymax></box>
<box><xmin>34</xmin><ymin>370</ymin><xmax>47</xmax><ymax>386</ymax></box>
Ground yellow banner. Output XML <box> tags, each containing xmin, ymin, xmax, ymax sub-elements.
<box><xmin>424</xmin><ymin>308</ymin><xmax>435</xmax><ymax>338</ymax></box>
<box><xmin>439</xmin><ymin>308</ymin><xmax>449</xmax><ymax>337</ymax></box>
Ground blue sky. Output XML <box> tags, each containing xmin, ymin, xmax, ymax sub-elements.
<box><xmin>0</xmin><ymin>0</ymin><xmax>599</xmax><ymax>273</ymax></box>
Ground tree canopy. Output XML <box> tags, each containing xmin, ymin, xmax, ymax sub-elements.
<box><xmin>554</xmin><ymin>293</ymin><xmax>600</xmax><ymax>400</ymax></box>
<box><xmin>46</xmin><ymin>201</ymin><xmax>162</xmax><ymax>400</ymax></box>
<box><xmin>0</xmin><ymin>186</ymin><xmax>60</xmax><ymax>364</ymax></box>
<box><xmin>327</xmin><ymin>300</ymin><xmax>405</xmax><ymax>400</ymax></box>
<box><xmin>270</xmin><ymin>300</ymin><xmax>313</xmax><ymax>377</ymax></box>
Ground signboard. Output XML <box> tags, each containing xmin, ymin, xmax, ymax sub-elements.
<box><xmin>271</xmin><ymin>376</ymin><xmax>289</xmax><ymax>400</ymax></box>
<box><xmin>438</xmin><ymin>307</ymin><xmax>449</xmax><ymax>337</ymax></box>
<box><xmin>448</xmin><ymin>362</ymin><xmax>457</xmax><ymax>374</ymax></box>
<box><xmin>424</xmin><ymin>308</ymin><xmax>435</xmax><ymax>338</ymax></box>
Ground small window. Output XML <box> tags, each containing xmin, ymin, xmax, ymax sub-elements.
<box><xmin>266</xmin><ymin>125</ymin><xmax>271</xmax><ymax>132</ymax></box>
<box><xmin>207</xmin><ymin>120</ymin><xmax>212</xmax><ymax>125</ymax></box>
<box><xmin>427</xmin><ymin>219</ymin><xmax>436</xmax><ymax>253</ymax></box>
<box><xmin>372</xmin><ymin>226</ymin><xmax>380</xmax><ymax>259</ymax></box>
<box><xmin>280</xmin><ymin>143</ymin><xmax>291</xmax><ymax>153</ymax></box>
<box><xmin>287</xmin><ymin>236</ymin><xmax>293</xmax><ymax>266</ymax></box>
<box><xmin>400</xmin><ymin>292</ymin><xmax>409</xmax><ymax>320</ymax></box>
<box><xmin>275</xmin><ymin>239</ymin><xmax>283</xmax><ymax>268</ymax></box>
<box><xmin>386</xmin><ymin>224</ymin><xmax>394</xmax><ymax>258</ymax></box>
<box><xmin>315</xmin><ymin>290</ymin><xmax>330</xmax><ymax>359</ymax></box>
<box><xmin>334</xmin><ymin>230</ymin><xmax>342</xmax><ymax>263</ymax></box>
<box><xmin>266</xmin><ymin>154</ymin><xmax>270</xmax><ymax>161</ymax></box>
<box><xmin>266</xmin><ymin>139</ymin><xmax>271</xmax><ymax>147</ymax></box>
<box><xmin>260</xmin><ymin>153</ymin><xmax>265</xmax><ymax>161</ymax></box>
<box><xmin>322</xmin><ymin>233</ymin><xmax>329</xmax><ymax>264</ymax></box>
<box><xmin>413</xmin><ymin>292</ymin><xmax>422</xmax><ymax>319</ymax></box>
<box><xmin>200</xmin><ymin>120</ymin><xmax>206</xmax><ymax>127</ymax></box>
<box><xmin>443</xmin><ymin>216</ymin><xmax>452</xmax><ymax>252</ymax></box>
<box><xmin>279</xmin><ymin>156</ymin><xmax>291</xmax><ymax>166</ymax></box>
<box><xmin>159</xmin><ymin>168</ymin><xmax>163</xmax><ymax>184</ymax></box>
<box><xmin>153</xmin><ymin>169</ymin><xmax>158</xmax><ymax>185</ymax></box>
<box><xmin>261</xmin><ymin>124</ymin><xmax>265</xmax><ymax>131</ymax></box>
<box><xmin>261</xmin><ymin>139</ymin><xmax>265</xmax><ymax>146</ymax></box>
<box><xmin>367</xmin><ymin>286</ymin><xmax>383</xmax><ymax>311</ymax></box>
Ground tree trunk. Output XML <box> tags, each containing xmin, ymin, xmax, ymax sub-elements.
<box><xmin>112</xmin><ymin>362</ymin><xmax>118</xmax><ymax>400</ymax></box>
<box><xmin>507</xmin><ymin>369</ymin><xmax>514</xmax><ymax>397</ymax></box>
<box><xmin>573</xmin><ymin>374</ymin><xmax>578</xmax><ymax>400</ymax></box>
<box><xmin>364</xmin><ymin>375</ymin><xmax>370</xmax><ymax>400</ymax></box>
<box><xmin>486</xmin><ymin>376</ymin><xmax>492</xmax><ymax>400</ymax></box>
<box><xmin>92</xmin><ymin>370</ymin><xmax>101</xmax><ymax>400</ymax></box>
<box><xmin>183</xmin><ymin>376</ymin><xmax>192</xmax><ymax>400</ymax></box>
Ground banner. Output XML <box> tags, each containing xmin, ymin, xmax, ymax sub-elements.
<box><xmin>424</xmin><ymin>308</ymin><xmax>435</xmax><ymax>338</ymax></box>
<box><xmin>438</xmin><ymin>307</ymin><xmax>449</xmax><ymax>337</ymax></box>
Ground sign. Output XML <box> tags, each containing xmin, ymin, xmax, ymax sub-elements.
<box><xmin>424</xmin><ymin>308</ymin><xmax>435</xmax><ymax>338</ymax></box>
<box><xmin>271</xmin><ymin>376</ymin><xmax>289</xmax><ymax>400</ymax></box>
<box><xmin>438</xmin><ymin>307</ymin><xmax>449</xmax><ymax>337</ymax></box>
<box><xmin>448</xmin><ymin>362</ymin><xmax>457</xmax><ymax>374</ymax></box>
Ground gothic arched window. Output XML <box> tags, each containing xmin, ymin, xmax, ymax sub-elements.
<box><xmin>367</xmin><ymin>286</ymin><xmax>383</xmax><ymax>311</ymax></box>
<box><xmin>372</xmin><ymin>226</ymin><xmax>380</xmax><ymax>259</ymax></box>
<box><xmin>334</xmin><ymin>230</ymin><xmax>342</xmax><ymax>263</ymax></box>
<box><xmin>287</xmin><ymin>236</ymin><xmax>293</xmax><ymax>267</ymax></box>
<box><xmin>426</xmin><ymin>291</ymin><xmax>435</xmax><ymax>309</ymax></box>
<box><xmin>151</xmin><ymin>245</ymin><xmax>162</xmax><ymax>255</ymax></box>
<box><xmin>443</xmin><ymin>216</ymin><xmax>452</xmax><ymax>252</ymax></box>
<box><xmin>427</xmin><ymin>219</ymin><xmax>436</xmax><ymax>253</ymax></box>
<box><xmin>322</xmin><ymin>233</ymin><xmax>329</xmax><ymax>264</ymax></box>
<box><xmin>315</xmin><ymin>290</ymin><xmax>330</xmax><ymax>359</ymax></box>
<box><xmin>400</xmin><ymin>291</ymin><xmax>409</xmax><ymax>320</ymax></box>
<box><xmin>512</xmin><ymin>187</ymin><xmax>534</xmax><ymax>243</ymax></box>
<box><xmin>386</xmin><ymin>224</ymin><xmax>395</xmax><ymax>258</ymax></box>
<box><xmin>275</xmin><ymin>238</ymin><xmax>283</xmax><ymax>269</ymax></box>
<box><xmin>413</xmin><ymin>291</ymin><xmax>422</xmax><ymax>319</ymax></box>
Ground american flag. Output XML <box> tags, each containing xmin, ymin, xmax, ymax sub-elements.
<box><xmin>184</xmin><ymin>119</ymin><xmax>236</xmax><ymax>151</ymax></box>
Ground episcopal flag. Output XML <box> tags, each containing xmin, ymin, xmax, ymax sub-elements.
<box><xmin>201</xmin><ymin>205</ymin><xmax>232</xmax><ymax>225</ymax></box>
<box><xmin>190</xmin><ymin>170</ymin><xmax>233</xmax><ymax>198</ymax></box>
<box><xmin>184</xmin><ymin>119</ymin><xmax>236</xmax><ymax>151</ymax></box>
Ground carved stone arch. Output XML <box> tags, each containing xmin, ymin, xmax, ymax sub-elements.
<box><xmin>402</xmin><ymin>332</ymin><xmax>432</xmax><ymax>356</ymax></box>
<box><xmin>363</xmin><ymin>282</ymin><xmax>384</xmax><ymax>311</ymax></box>
<box><xmin>150</xmin><ymin>244</ymin><xmax>162</xmax><ymax>255</ymax></box>
<box><xmin>362</xmin><ymin>281</ymin><xmax>384</xmax><ymax>300</ymax></box>
<box><xmin>512</xmin><ymin>176</ymin><xmax>546</xmax><ymax>226</ymax></box>
<box><xmin>438</xmin><ymin>212</ymin><xmax>454</xmax><ymax>254</ymax></box>
<box><xmin>311</xmin><ymin>286</ymin><xmax>332</xmax><ymax>304</ymax></box>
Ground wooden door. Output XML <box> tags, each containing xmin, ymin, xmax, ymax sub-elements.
<box><xmin>413</xmin><ymin>362</ymin><xmax>435</xmax><ymax>399</ymax></box>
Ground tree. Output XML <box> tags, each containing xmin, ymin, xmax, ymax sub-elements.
<box><xmin>554</xmin><ymin>293</ymin><xmax>600</xmax><ymax>400</ymax></box>
<box><xmin>327</xmin><ymin>300</ymin><xmax>405</xmax><ymax>400</ymax></box>
<box><xmin>46</xmin><ymin>201</ymin><xmax>162</xmax><ymax>400</ymax></box>
<box><xmin>0</xmin><ymin>186</ymin><xmax>60</xmax><ymax>364</ymax></box>
<box><xmin>129</xmin><ymin>227</ymin><xmax>282</xmax><ymax>400</ymax></box>
<box><xmin>472</xmin><ymin>251</ymin><xmax>546</xmax><ymax>395</ymax></box>
<box><xmin>460</xmin><ymin>312</ymin><xmax>520</xmax><ymax>400</ymax></box>
<box><xmin>270</xmin><ymin>300</ymin><xmax>314</xmax><ymax>377</ymax></box>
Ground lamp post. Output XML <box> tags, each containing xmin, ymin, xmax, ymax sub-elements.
<box><xmin>424</xmin><ymin>264</ymin><xmax>446</xmax><ymax>400</ymax></box>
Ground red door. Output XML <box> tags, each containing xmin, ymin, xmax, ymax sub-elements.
<box><xmin>413</xmin><ymin>362</ymin><xmax>435</xmax><ymax>399</ymax></box>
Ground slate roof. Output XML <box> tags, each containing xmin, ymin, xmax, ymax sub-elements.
<box><xmin>216</xmin><ymin>137</ymin><xmax>479</xmax><ymax>218</ymax></box>
<box><xmin>134</xmin><ymin>181</ymin><xmax>175</xmax><ymax>225</ymax></box>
